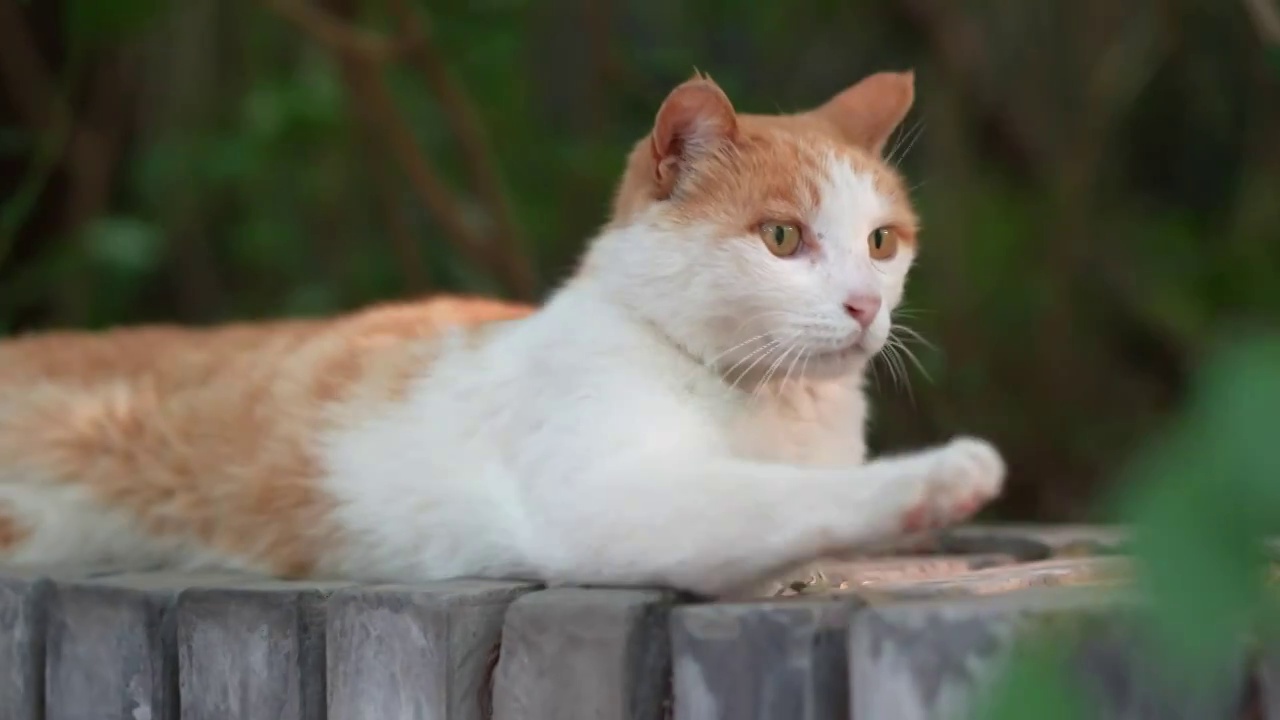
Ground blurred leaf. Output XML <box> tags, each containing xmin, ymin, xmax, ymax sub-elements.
<box><xmin>282</xmin><ymin>282</ymin><xmax>339</xmax><ymax>316</ymax></box>
<box><xmin>1114</xmin><ymin>335</ymin><xmax>1280</xmax><ymax>676</ymax></box>
<box><xmin>229</xmin><ymin>214</ymin><xmax>304</xmax><ymax>272</ymax></box>
<box><xmin>81</xmin><ymin>216</ymin><xmax>164</xmax><ymax>275</ymax></box>
<box><xmin>972</xmin><ymin>639</ymin><xmax>1088</xmax><ymax>720</ymax></box>
<box><xmin>133</xmin><ymin>138</ymin><xmax>196</xmax><ymax>206</ymax></box>
<box><xmin>200</xmin><ymin>134</ymin><xmax>258</xmax><ymax>187</ymax></box>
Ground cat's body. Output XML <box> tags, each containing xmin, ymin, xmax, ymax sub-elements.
<box><xmin>0</xmin><ymin>71</ymin><xmax>1004</xmax><ymax>596</ymax></box>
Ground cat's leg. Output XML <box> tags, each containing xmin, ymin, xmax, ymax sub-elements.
<box><xmin>523</xmin><ymin>436</ymin><xmax>1003</xmax><ymax>596</ymax></box>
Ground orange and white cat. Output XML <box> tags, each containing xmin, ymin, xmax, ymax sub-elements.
<box><xmin>0</xmin><ymin>70</ymin><xmax>1004</xmax><ymax>596</ymax></box>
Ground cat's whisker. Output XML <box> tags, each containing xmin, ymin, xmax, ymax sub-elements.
<box><xmin>887</xmin><ymin>344</ymin><xmax>908</xmax><ymax>393</ymax></box>
<box><xmin>891</xmin><ymin>305</ymin><xmax>934</xmax><ymax>320</ymax></box>
<box><xmin>755</xmin><ymin>343</ymin><xmax>798</xmax><ymax>401</ymax></box>
<box><xmin>706</xmin><ymin>310</ymin><xmax>805</xmax><ymax>369</ymax></box>
<box><xmin>724</xmin><ymin>340</ymin><xmax>780</xmax><ymax>387</ymax></box>
<box><xmin>728</xmin><ymin>338</ymin><xmax>792</xmax><ymax>393</ymax></box>
<box><xmin>741</xmin><ymin>329</ymin><xmax>805</xmax><ymax>398</ymax></box>
<box><xmin>891</xmin><ymin>336</ymin><xmax>933</xmax><ymax>384</ymax></box>
<box><xmin>871</xmin><ymin>346</ymin><xmax>894</xmax><ymax>390</ymax></box>
<box><xmin>886</xmin><ymin>117</ymin><xmax>922</xmax><ymax>168</ymax></box>
<box><xmin>881</xmin><ymin>341</ymin><xmax>914</xmax><ymax>403</ymax></box>
<box><xmin>907</xmin><ymin>178</ymin><xmax>932</xmax><ymax>195</ymax></box>
<box><xmin>706</xmin><ymin>332</ymin><xmax>772</xmax><ymax>367</ymax></box>
<box><xmin>891</xmin><ymin>119</ymin><xmax>927</xmax><ymax>168</ymax></box>
<box><xmin>895</xmin><ymin>343</ymin><xmax>917</xmax><ymax>402</ymax></box>
<box><xmin>735</xmin><ymin>348</ymin><xmax>781</xmax><ymax>397</ymax></box>
<box><xmin>890</xmin><ymin>324</ymin><xmax>937</xmax><ymax>352</ymax></box>
<box><xmin>886</xmin><ymin>117</ymin><xmax>917</xmax><ymax>167</ymax></box>
<box><xmin>779</xmin><ymin>345</ymin><xmax>807</xmax><ymax>394</ymax></box>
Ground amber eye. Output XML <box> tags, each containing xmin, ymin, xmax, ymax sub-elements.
<box><xmin>868</xmin><ymin>227</ymin><xmax>898</xmax><ymax>260</ymax></box>
<box><xmin>760</xmin><ymin>223</ymin><xmax>802</xmax><ymax>257</ymax></box>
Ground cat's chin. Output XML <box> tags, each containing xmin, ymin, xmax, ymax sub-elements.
<box><xmin>796</xmin><ymin>342</ymin><xmax>877</xmax><ymax>379</ymax></box>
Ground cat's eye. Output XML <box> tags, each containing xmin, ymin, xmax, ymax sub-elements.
<box><xmin>761</xmin><ymin>223</ymin><xmax>802</xmax><ymax>257</ymax></box>
<box><xmin>868</xmin><ymin>227</ymin><xmax>898</xmax><ymax>260</ymax></box>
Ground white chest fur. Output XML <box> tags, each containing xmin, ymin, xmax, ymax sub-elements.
<box><xmin>726</xmin><ymin>380</ymin><xmax>869</xmax><ymax>466</ymax></box>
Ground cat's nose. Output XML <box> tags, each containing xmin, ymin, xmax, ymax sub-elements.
<box><xmin>842</xmin><ymin>293</ymin><xmax>882</xmax><ymax>328</ymax></box>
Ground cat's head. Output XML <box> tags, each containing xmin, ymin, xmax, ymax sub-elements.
<box><xmin>586</xmin><ymin>70</ymin><xmax>919</xmax><ymax>382</ymax></box>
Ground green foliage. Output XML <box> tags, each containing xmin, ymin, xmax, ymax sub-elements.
<box><xmin>81</xmin><ymin>216</ymin><xmax>164</xmax><ymax>276</ymax></box>
<box><xmin>1122</xmin><ymin>335</ymin><xmax>1280</xmax><ymax>670</ymax></box>
<box><xmin>972</xmin><ymin>333</ymin><xmax>1280</xmax><ymax>717</ymax></box>
<box><xmin>65</xmin><ymin>0</ymin><xmax>163</xmax><ymax>46</ymax></box>
<box><xmin>976</xmin><ymin>638</ymin><xmax>1090</xmax><ymax>720</ymax></box>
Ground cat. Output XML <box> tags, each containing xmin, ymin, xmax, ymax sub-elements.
<box><xmin>0</xmin><ymin>69</ymin><xmax>1004</xmax><ymax>597</ymax></box>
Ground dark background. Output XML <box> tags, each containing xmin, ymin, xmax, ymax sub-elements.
<box><xmin>1</xmin><ymin>0</ymin><xmax>1278</xmax><ymax>522</ymax></box>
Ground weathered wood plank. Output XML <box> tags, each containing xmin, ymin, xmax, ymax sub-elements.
<box><xmin>937</xmin><ymin>523</ymin><xmax>1129</xmax><ymax>559</ymax></box>
<box><xmin>176</xmin><ymin>580</ymin><xmax>354</xmax><ymax>720</ymax></box>
<box><xmin>326</xmin><ymin>579</ymin><xmax>538</xmax><ymax>720</ymax></box>
<box><xmin>849</xmin><ymin>587</ymin><xmax>1247</xmax><ymax>720</ymax></box>
<box><xmin>0</xmin><ymin>565</ymin><xmax>127</xmax><ymax>720</ymax></box>
<box><xmin>491</xmin><ymin>587</ymin><xmax>674</xmax><ymax>720</ymax></box>
<box><xmin>671</xmin><ymin>598</ymin><xmax>858</xmax><ymax>720</ymax></box>
<box><xmin>44</xmin><ymin>572</ymin><xmax>251</xmax><ymax>720</ymax></box>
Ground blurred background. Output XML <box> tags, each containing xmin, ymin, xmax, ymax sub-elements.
<box><xmin>1</xmin><ymin>0</ymin><xmax>1277</xmax><ymax>522</ymax></box>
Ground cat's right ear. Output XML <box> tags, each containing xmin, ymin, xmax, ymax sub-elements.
<box><xmin>649</xmin><ymin>74</ymin><xmax>738</xmax><ymax>197</ymax></box>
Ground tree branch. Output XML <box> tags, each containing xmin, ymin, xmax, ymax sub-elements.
<box><xmin>340</xmin><ymin>60</ymin><xmax>524</xmax><ymax>291</ymax></box>
<box><xmin>0</xmin><ymin>0</ymin><xmax>129</xmax><ymax>305</ymax></box>
<box><xmin>0</xmin><ymin>0</ymin><xmax>67</xmax><ymax>133</ymax></box>
<box><xmin>262</xmin><ymin>0</ymin><xmax>400</xmax><ymax>61</ymax></box>
<box><xmin>887</xmin><ymin>0</ymin><xmax>1043</xmax><ymax>178</ymax></box>
<box><xmin>1243</xmin><ymin>0</ymin><xmax>1280</xmax><ymax>44</ymax></box>
<box><xmin>386</xmin><ymin>0</ymin><xmax>537</xmax><ymax>298</ymax></box>
<box><xmin>265</xmin><ymin>0</ymin><xmax>537</xmax><ymax>299</ymax></box>
<box><xmin>322</xmin><ymin>0</ymin><xmax>431</xmax><ymax>293</ymax></box>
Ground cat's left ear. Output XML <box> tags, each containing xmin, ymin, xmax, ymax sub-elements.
<box><xmin>809</xmin><ymin>70</ymin><xmax>915</xmax><ymax>156</ymax></box>
<box><xmin>648</xmin><ymin>74</ymin><xmax>739</xmax><ymax>196</ymax></box>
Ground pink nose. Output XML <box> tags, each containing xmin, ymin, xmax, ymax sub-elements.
<box><xmin>843</xmin><ymin>293</ymin><xmax>882</xmax><ymax>328</ymax></box>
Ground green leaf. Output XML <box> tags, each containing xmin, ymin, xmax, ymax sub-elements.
<box><xmin>81</xmin><ymin>216</ymin><xmax>164</xmax><ymax>275</ymax></box>
<box><xmin>971</xmin><ymin>638</ymin><xmax>1089</xmax><ymax>720</ymax></box>
<box><xmin>1115</xmin><ymin>334</ymin><xmax>1280</xmax><ymax>678</ymax></box>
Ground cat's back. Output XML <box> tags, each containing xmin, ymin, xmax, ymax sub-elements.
<box><xmin>0</xmin><ymin>294</ymin><xmax>533</xmax><ymax>573</ymax></box>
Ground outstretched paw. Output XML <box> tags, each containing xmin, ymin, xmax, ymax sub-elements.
<box><xmin>900</xmin><ymin>436</ymin><xmax>1005</xmax><ymax>533</ymax></box>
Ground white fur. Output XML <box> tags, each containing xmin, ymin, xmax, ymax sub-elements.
<box><xmin>319</xmin><ymin>153</ymin><xmax>1005</xmax><ymax>596</ymax></box>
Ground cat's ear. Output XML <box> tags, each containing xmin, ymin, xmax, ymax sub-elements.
<box><xmin>810</xmin><ymin>71</ymin><xmax>914</xmax><ymax>156</ymax></box>
<box><xmin>649</xmin><ymin>73</ymin><xmax>738</xmax><ymax>195</ymax></box>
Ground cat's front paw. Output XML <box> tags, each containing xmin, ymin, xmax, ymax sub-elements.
<box><xmin>900</xmin><ymin>436</ymin><xmax>1005</xmax><ymax>532</ymax></box>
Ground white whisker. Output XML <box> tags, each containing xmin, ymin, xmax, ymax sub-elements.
<box><xmin>891</xmin><ymin>324</ymin><xmax>937</xmax><ymax>352</ymax></box>
<box><xmin>723</xmin><ymin>340</ymin><xmax>779</xmax><ymax>388</ymax></box>
<box><xmin>728</xmin><ymin>339</ymin><xmax>790</xmax><ymax>393</ymax></box>
<box><xmin>779</xmin><ymin>346</ymin><xmax>806</xmax><ymax>394</ymax></box>
<box><xmin>893</xmin><ymin>337</ymin><xmax>933</xmax><ymax>384</ymax></box>
<box><xmin>706</xmin><ymin>332</ymin><xmax>772</xmax><ymax>367</ymax></box>
<box><xmin>754</xmin><ymin>343</ymin><xmax>798</xmax><ymax>401</ymax></box>
<box><xmin>893</xmin><ymin>120</ymin><xmax>927</xmax><ymax>168</ymax></box>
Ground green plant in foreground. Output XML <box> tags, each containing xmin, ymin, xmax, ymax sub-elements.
<box><xmin>976</xmin><ymin>332</ymin><xmax>1280</xmax><ymax>719</ymax></box>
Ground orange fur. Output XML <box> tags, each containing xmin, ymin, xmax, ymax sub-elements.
<box><xmin>0</xmin><ymin>503</ymin><xmax>28</xmax><ymax>551</ymax></box>
<box><xmin>0</xmin><ymin>294</ymin><xmax>532</xmax><ymax>575</ymax></box>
